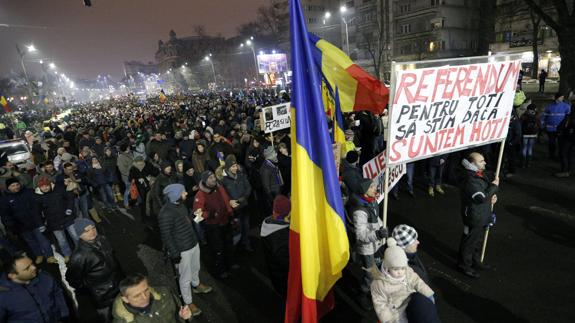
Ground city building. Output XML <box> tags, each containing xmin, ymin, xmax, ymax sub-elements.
<box><xmin>391</xmin><ymin>0</ymin><xmax>481</xmax><ymax>63</ymax></box>
<box><xmin>154</xmin><ymin>30</ymin><xmax>254</xmax><ymax>89</ymax></box>
<box><xmin>123</xmin><ymin>61</ymin><xmax>158</xmax><ymax>79</ymax></box>
<box><xmin>490</xmin><ymin>0</ymin><xmax>559</xmax><ymax>78</ymax></box>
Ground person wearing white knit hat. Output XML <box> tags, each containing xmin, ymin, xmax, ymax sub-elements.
<box><xmin>392</xmin><ymin>224</ymin><xmax>429</xmax><ymax>285</ymax></box>
<box><xmin>369</xmin><ymin>238</ymin><xmax>438</xmax><ymax>323</ymax></box>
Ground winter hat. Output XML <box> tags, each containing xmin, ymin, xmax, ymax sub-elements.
<box><xmin>37</xmin><ymin>176</ymin><xmax>52</xmax><ymax>188</ymax></box>
<box><xmin>383</xmin><ymin>238</ymin><xmax>408</xmax><ymax>268</ymax></box>
<box><xmin>61</xmin><ymin>152</ymin><xmax>73</xmax><ymax>162</ymax></box>
<box><xmin>162</xmin><ymin>183</ymin><xmax>186</xmax><ymax>203</ymax></box>
<box><xmin>200</xmin><ymin>170</ymin><xmax>214</xmax><ymax>184</ymax></box>
<box><xmin>5</xmin><ymin>177</ymin><xmax>20</xmax><ymax>189</ymax></box>
<box><xmin>392</xmin><ymin>224</ymin><xmax>418</xmax><ymax>249</ymax></box>
<box><xmin>73</xmin><ymin>218</ymin><xmax>95</xmax><ymax>236</ymax></box>
<box><xmin>224</xmin><ymin>155</ymin><xmax>237</xmax><ymax>171</ymax></box>
<box><xmin>263</xmin><ymin>146</ymin><xmax>277</xmax><ymax>160</ymax></box>
<box><xmin>272</xmin><ymin>195</ymin><xmax>291</xmax><ymax>220</ymax></box>
<box><xmin>359</xmin><ymin>178</ymin><xmax>373</xmax><ymax>195</ymax></box>
<box><xmin>346</xmin><ymin>150</ymin><xmax>359</xmax><ymax>164</ymax></box>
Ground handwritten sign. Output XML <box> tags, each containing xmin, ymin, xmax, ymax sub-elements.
<box><xmin>262</xmin><ymin>103</ymin><xmax>291</xmax><ymax>133</ymax></box>
<box><xmin>362</xmin><ymin>150</ymin><xmax>406</xmax><ymax>203</ymax></box>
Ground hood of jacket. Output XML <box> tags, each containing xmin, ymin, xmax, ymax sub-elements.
<box><xmin>260</xmin><ymin>216</ymin><xmax>290</xmax><ymax>237</ymax></box>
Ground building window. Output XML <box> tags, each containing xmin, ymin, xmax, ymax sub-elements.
<box><xmin>442</xmin><ymin>40</ymin><xmax>446</xmax><ymax>50</ymax></box>
<box><xmin>400</xmin><ymin>4</ymin><xmax>411</xmax><ymax>13</ymax></box>
<box><xmin>400</xmin><ymin>24</ymin><xmax>411</xmax><ymax>34</ymax></box>
<box><xmin>431</xmin><ymin>0</ymin><xmax>437</xmax><ymax>6</ymax></box>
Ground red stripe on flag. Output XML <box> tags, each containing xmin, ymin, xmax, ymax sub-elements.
<box><xmin>346</xmin><ymin>64</ymin><xmax>389</xmax><ymax>115</ymax></box>
<box><xmin>285</xmin><ymin>230</ymin><xmax>335</xmax><ymax>323</ymax></box>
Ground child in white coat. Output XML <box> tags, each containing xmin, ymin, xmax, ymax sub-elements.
<box><xmin>369</xmin><ymin>238</ymin><xmax>435</xmax><ymax>323</ymax></box>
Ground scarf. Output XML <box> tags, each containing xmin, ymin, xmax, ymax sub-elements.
<box><xmin>361</xmin><ymin>195</ymin><xmax>376</xmax><ymax>204</ymax></box>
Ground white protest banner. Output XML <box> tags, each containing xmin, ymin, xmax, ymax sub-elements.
<box><xmin>262</xmin><ymin>102</ymin><xmax>291</xmax><ymax>133</ymax></box>
<box><xmin>362</xmin><ymin>150</ymin><xmax>406</xmax><ymax>204</ymax></box>
<box><xmin>387</xmin><ymin>59</ymin><xmax>521</xmax><ymax>165</ymax></box>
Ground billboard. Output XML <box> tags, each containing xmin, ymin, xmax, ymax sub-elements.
<box><xmin>257</xmin><ymin>53</ymin><xmax>288</xmax><ymax>74</ymax></box>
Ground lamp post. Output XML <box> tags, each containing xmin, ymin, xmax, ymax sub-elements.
<box><xmin>16</xmin><ymin>44</ymin><xmax>37</xmax><ymax>99</ymax></box>
<box><xmin>340</xmin><ymin>6</ymin><xmax>350</xmax><ymax>55</ymax></box>
<box><xmin>241</xmin><ymin>37</ymin><xmax>259</xmax><ymax>83</ymax></box>
<box><xmin>204</xmin><ymin>55</ymin><xmax>217</xmax><ymax>86</ymax></box>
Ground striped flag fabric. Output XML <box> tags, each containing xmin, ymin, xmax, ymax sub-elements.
<box><xmin>0</xmin><ymin>95</ymin><xmax>13</xmax><ymax>113</ymax></box>
<box><xmin>285</xmin><ymin>1</ymin><xmax>350</xmax><ymax>322</ymax></box>
<box><xmin>309</xmin><ymin>33</ymin><xmax>389</xmax><ymax>115</ymax></box>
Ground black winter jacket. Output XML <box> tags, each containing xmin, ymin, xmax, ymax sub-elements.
<box><xmin>66</xmin><ymin>236</ymin><xmax>123</xmax><ymax>308</ymax></box>
<box><xmin>35</xmin><ymin>184</ymin><xmax>75</xmax><ymax>232</ymax></box>
<box><xmin>0</xmin><ymin>188</ymin><xmax>43</xmax><ymax>233</ymax></box>
<box><xmin>460</xmin><ymin>168</ymin><xmax>498</xmax><ymax>228</ymax></box>
<box><xmin>158</xmin><ymin>202</ymin><xmax>198</xmax><ymax>259</ymax></box>
<box><xmin>222</xmin><ymin>170</ymin><xmax>252</xmax><ymax>210</ymax></box>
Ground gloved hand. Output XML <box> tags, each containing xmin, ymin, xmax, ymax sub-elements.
<box><xmin>375</xmin><ymin>227</ymin><xmax>388</xmax><ymax>240</ymax></box>
<box><xmin>488</xmin><ymin>213</ymin><xmax>496</xmax><ymax>227</ymax></box>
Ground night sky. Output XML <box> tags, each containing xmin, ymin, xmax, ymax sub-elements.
<box><xmin>0</xmin><ymin>0</ymin><xmax>268</xmax><ymax>80</ymax></box>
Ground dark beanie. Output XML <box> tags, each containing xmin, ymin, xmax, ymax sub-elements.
<box><xmin>272</xmin><ymin>195</ymin><xmax>291</xmax><ymax>220</ymax></box>
<box><xmin>73</xmin><ymin>218</ymin><xmax>95</xmax><ymax>236</ymax></box>
<box><xmin>225</xmin><ymin>154</ymin><xmax>237</xmax><ymax>171</ymax></box>
<box><xmin>359</xmin><ymin>178</ymin><xmax>373</xmax><ymax>195</ymax></box>
<box><xmin>346</xmin><ymin>150</ymin><xmax>359</xmax><ymax>164</ymax></box>
<box><xmin>5</xmin><ymin>177</ymin><xmax>19</xmax><ymax>188</ymax></box>
<box><xmin>201</xmin><ymin>170</ymin><xmax>214</xmax><ymax>183</ymax></box>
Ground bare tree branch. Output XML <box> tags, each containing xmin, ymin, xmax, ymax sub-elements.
<box><xmin>524</xmin><ymin>0</ymin><xmax>561</xmax><ymax>30</ymax></box>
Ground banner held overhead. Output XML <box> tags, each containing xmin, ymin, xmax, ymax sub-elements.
<box><xmin>387</xmin><ymin>56</ymin><xmax>522</xmax><ymax>165</ymax></box>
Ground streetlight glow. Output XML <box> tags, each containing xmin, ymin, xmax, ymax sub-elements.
<box><xmin>259</xmin><ymin>50</ymin><xmax>264</xmax><ymax>55</ymax></box>
<box><xmin>340</xmin><ymin>6</ymin><xmax>347</xmax><ymax>13</ymax></box>
<box><xmin>325</xmin><ymin>12</ymin><xmax>331</xmax><ymax>19</ymax></box>
<box><xmin>204</xmin><ymin>56</ymin><xmax>210</xmax><ymax>61</ymax></box>
<box><xmin>246</xmin><ymin>40</ymin><xmax>252</xmax><ymax>46</ymax></box>
<box><xmin>27</xmin><ymin>44</ymin><xmax>37</xmax><ymax>52</ymax></box>
<box><xmin>49</xmin><ymin>62</ymin><xmax>56</xmax><ymax>69</ymax></box>
<box><xmin>39</xmin><ymin>60</ymin><xmax>43</xmax><ymax>64</ymax></box>
<box><xmin>272</xmin><ymin>50</ymin><xmax>277</xmax><ymax>54</ymax></box>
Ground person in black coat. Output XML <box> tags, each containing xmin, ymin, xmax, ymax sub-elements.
<box><xmin>0</xmin><ymin>178</ymin><xmax>55</xmax><ymax>264</ymax></box>
<box><xmin>35</xmin><ymin>176</ymin><xmax>77</xmax><ymax>260</ymax></box>
<box><xmin>66</xmin><ymin>218</ymin><xmax>123</xmax><ymax>323</ymax></box>
<box><xmin>340</xmin><ymin>151</ymin><xmax>363</xmax><ymax>195</ymax></box>
<box><xmin>458</xmin><ymin>153</ymin><xmax>499</xmax><ymax>278</ymax></box>
<box><xmin>260</xmin><ymin>195</ymin><xmax>291</xmax><ymax>297</ymax></box>
<box><xmin>221</xmin><ymin>155</ymin><xmax>253</xmax><ymax>251</ymax></box>
<box><xmin>128</xmin><ymin>156</ymin><xmax>159</xmax><ymax>221</ymax></box>
<box><xmin>277</xmin><ymin>143</ymin><xmax>291</xmax><ymax>195</ymax></box>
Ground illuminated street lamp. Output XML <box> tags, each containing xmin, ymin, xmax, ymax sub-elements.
<box><xmin>204</xmin><ymin>55</ymin><xmax>217</xmax><ymax>86</ymax></box>
<box><xmin>49</xmin><ymin>62</ymin><xmax>56</xmax><ymax>69</ymax></box>
<box><xmin>241</xmin><ymin>39</ymin><xmax>258</xmax><ymax>82</ymax></box>
<box><xmin>16</xmin><ymin>43</ymin><xmax>38</xmax><ymax>98</ymax></box>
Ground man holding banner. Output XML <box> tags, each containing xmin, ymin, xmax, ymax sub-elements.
<box><xmin>458</xmin><ymin>152</ymin><xmax>498</xmax><ymax>278</ymax></box>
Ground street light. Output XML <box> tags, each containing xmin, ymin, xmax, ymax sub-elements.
<box><xmin>204</xmin><ymin>55</ymin><xmax>217</xmax><ymax>86</ymax></box>
<box><xmin>15</xmin><ymin>43</ymin><xmax>37</xmax><ymax>99</ymax></box>
<box><xmin>49</xmin><ymin>62</ymin><xmax>56</xmax><ymax>69</ymax></box>
<box><xmin>340</xmin><ymin>6</ymin><xmax>350</xmax><ymax>54</ymax></box>
<box><xmin>242</xmin><ymin>39</ymin><xmax>259</xmax><ymax>82</ymax></box>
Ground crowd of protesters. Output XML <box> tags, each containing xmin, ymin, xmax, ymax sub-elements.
<box><xmin>0</xmin><ymin>85</ymin><xmax>573</xmax><ymax>322</ymax></box>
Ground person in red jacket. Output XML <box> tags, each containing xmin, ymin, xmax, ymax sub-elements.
<box><xmin>192</xmin><ymin>170</ymin><xmax>237</xmax><ymax>278</ymax></box>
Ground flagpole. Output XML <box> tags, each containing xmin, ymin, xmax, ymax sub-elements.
<box><xmin>381</xmin><ymin>61</ymin><xmax>397</xmax><ymax>228</ymax></box>
<box><xmin>480</xmin><ymin>139</ymin><xmax>505</xmax><ymax>263</ymax></box>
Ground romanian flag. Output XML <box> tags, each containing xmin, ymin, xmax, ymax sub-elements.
<box><xmin>309</xmin><ymin>33</ymin><xmax>389</xmax><ymax>115</ymax></box>
<box><xmin>0</xmin><ymin>95</ymin><xmax>13</xmax><ymax>113</ymax></box>
<box><xmin>285</xmin><ymin>1</ymin><xmax>349</xmax><ymax>322</ymax></box>
<box><xmin>159</xmin><ymin>89</ymin><xmax>166</xmax><ymax>103</ymax></box>
<box><xmin>333</xmin><ymin>87</ymin><xmax>346</xmax><ymax>146</ymax></box>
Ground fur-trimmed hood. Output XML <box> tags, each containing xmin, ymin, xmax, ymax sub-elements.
<box><xmin>112</xmin><ymin>287</ymin><xmax>162</xmax><ymax>322</ymax></box>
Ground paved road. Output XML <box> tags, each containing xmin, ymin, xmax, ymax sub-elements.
<box><xmin>42</xmin><ymin>136</ymin><xmax>573</xmax><ymax>323</ymax></box>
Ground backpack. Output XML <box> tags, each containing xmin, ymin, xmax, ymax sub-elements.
<box><xmin>522</xmin><ymin>112</ymin><xmax>539</xmax><ymax>135</ymax></box>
